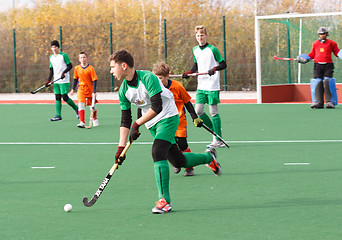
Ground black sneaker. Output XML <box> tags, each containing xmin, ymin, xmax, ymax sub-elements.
<box><xmin>325</xmin><ymin>101</ymin><xmax>335</xmax><ymax>109</ymax></box>
<box><xmin>50</xmin><ymin>116</ymin><xmax>62</xmax><ymax>121</ymax></box>
<box><xmin>311</xmin><ymin>102</ymin><xmax>324</xmax><ymax>109</ymax></box>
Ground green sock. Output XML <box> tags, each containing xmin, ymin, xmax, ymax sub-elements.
<box><xmin>55</xmin><ymin>100</ymin><xmax>62</xmax><ymax>117</ymax></box>
<box><xmin>66</xmin><ymin>98</ymin><xmax>78</xmax><ymax>111</ymax></box>
<box><xmin>199</xmin><ymin>112</ymin><xmax>214</xmax><ymax>130</ymax></box>
<box><xmin>183</xmin><ymin>152</ymin><xmax>212</xmax><ymax>168</ymax></box>
<box><xmin>212</xmin><ymin>114</ymin><xmax>222</xmax><ymax>138</ymax></box>
<box><xmin>154</xmin><ymin>160</ymin><xmax>170</xmax><ymax>203</ymax></box>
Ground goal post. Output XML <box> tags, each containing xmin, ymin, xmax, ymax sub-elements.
<box><xmin>255</xmin><ymin>12</ymin><xmax>342</xmax><ymax>103</ymax></box>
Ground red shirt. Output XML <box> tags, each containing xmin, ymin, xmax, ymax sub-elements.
<box><xmin>308</xmin><ymin>39</ymin><xmax>340</xmax><ymax>63</ymax></box>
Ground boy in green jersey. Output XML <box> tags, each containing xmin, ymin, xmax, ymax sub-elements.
<box><xmin>46</xmin><ymin>40</ymin><xmax>78</xmax><ymax>121</ymax></box>
<box><xmin>182</xmin><ymin>26</ymin><xmax>227</xmax><ymax>148</ymax></box>
<box><xmin>110</xmin><ymin>50</ymin><xmax>222</xmax><ymax>214</ymax></box>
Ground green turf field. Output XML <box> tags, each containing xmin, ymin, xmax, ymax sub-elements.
<box><xmin>1</xmin><ymin>103</ymin><xmax>342</xmax><ymax>240</ymax></box>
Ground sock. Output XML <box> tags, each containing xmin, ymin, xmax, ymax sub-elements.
<box><xmin>183</xmin><ymin>152</ymin><xmax>212</xmax><ymax>168</ymax></box>
<box><xmin>212</xmin><ymin>114</ymin><xmax>222</xmax><ymax>138</ymax></box>
<box><xmin>154</xmin><ymin>160</ymin><xmax>170</xmax><ymax>203</ymax></box>
<box><xmin>93</xmin><ymin>110</ymin><xmax>97</xmax><ymax>119</ymax></box>
<box><xmin>56</xmin><ymin>100</ymin><xmax>62</xmax><ymax>117</ymax></box>
<box><xmin>199</xmin><ymin>112</ymin><xmax>214</xmax><ymax>131</ymax></box>
<box><xmin>66</xmin><ymin>98</ymin><xmax>78</xmax><ymax>111</ymax></box>
<box><xmin>79</xmin><ymin>110</ymin><xmax>85</xmax><ymax>123</ymax></box>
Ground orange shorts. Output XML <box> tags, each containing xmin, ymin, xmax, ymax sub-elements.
<box><xmin>77</xmin><ymin>92</ymin><xmax>98</xmax><ymax>106</ymax></box>
<box><xmin>175</xmin><ymin>117</ymin><xmax>187</xmax><ymax>138</ymax></box>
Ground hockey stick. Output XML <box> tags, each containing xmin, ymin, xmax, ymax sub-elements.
<box><xmin>85</xmin><ymin>96</ymin><xmax>96</xmax><ymax>129</ymax></box>
<box><xmin>83</xmin><ymin>140</ymin><xmax>132</xmax><ymax>207</ymax></box>
<box><xmin>272</xmin><ymin>56</ymin><xmax>297</xmax><ymax>61</ymax></box>
<box><xmin>202</xmin><ymin>124</ymin><xmax>230</xmax><ymax>148</ymax></box>
<box><xmin>169</xmin><ymin>72</ymin><xmax>208</xmax><ymax>78</ymax></box>
<box><xmin>30</xmin><ymin>78</ymin><xmax>62</xmax><ymax>94</ymax></box>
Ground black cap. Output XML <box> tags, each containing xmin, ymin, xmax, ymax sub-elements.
<box><xmin>51</xmin><ymin>40</ymin><xmax>60</xmax><ymax>48</ymax></box>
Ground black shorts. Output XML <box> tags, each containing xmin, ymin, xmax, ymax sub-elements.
<box><xmin>313</xmin><ymin>63</ymin><xmax>334</xmax><ymax>79</ymax></box>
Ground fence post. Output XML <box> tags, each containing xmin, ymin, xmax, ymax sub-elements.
<box><xmin>222</xmin><ymin>16</ymin><xmax>227</xmax><ymax>91</ymax></box>
<box><xmin>286</xmin><ymin>18</ymin><xmax>291</xmax><ymax>84</ymax></box>
<box><xmin>59</xmin><ymin>26</ymin><xmax>63</xmax><ymax>51</ymax></box>
<box><xmin>110</xmin><ymin>23</ymin><xmax>113</xmax><ymax>92</ymax></box>
<box><xmin>163</xmin><ymin>19</ymin><xmax>167</xmax><ymax>63</ymax></box>
<box><xmin>13</xmin><ymin>29</ymin><xmax>17</xmax><ymax>93</ymax></box>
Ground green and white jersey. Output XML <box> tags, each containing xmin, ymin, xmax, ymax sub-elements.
<box><xmin>49</xmin><ymin>52</ymin><xmax>71</xmax><ymax>84</ymax></box>
<box><xmin>193</xmin><ymin>44</ymin><xmax>224</xmax><ymax>91</ymax></box>
<box><xmin>119</xmin><ymin>70</ymin><xmax>178</xmax><ymax>129</ymax></box>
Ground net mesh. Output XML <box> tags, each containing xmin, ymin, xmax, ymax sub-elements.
<box><xmin>260</xmin><ymin>15</ymin><xmax>342</xmax><ymax>86</ymax></box>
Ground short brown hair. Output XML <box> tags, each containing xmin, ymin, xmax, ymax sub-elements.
<box><xmin>79</xmin><ymin>51</ymin><xmax>88</xmax><ymax>56</ymax></box>
<box><xmin>152</xmin><ymin>62</ymin><xmax>171</xmax><ymax>77</ymax></box>
<box><xmin>109</xmin><ymin>49</ymin><xmax>134</xmax><ymax>68</ymax></box>
<box><xmin>195</xmin><ymin>25</ymin><xmax>207</xmax><ymax>35</ymax></box>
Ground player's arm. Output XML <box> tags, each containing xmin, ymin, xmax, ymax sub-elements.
<box><xmin>70</xmin><ymin>78</ymin><xmax>78</xmax><ymax>95</ymax></box>
<box><xmin>115</xmin><ymin>108</ymin><xmax>132</xmax><ymax>164</ymax></box>
<box><xmin>208</xmin><ymin>60</ymin><xmax>227</xmax><ymax>76</ymax></box>
<box><xmin>61</xmin><ymin>63</ymin><xmax>72</xmax><ymax>79</ymax></box>
<box><xmin>184</xmin><ymin>101</ymin><xmax>203</xmax><ymax>127</ymax></box>
<box><xmin>46</xmin><ymin>67</ymin><xmax>54</xmax><ymax>86</ymax></box>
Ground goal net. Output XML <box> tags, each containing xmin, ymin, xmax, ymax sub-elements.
<box><xmin>255</xmin><ymin>12</ymin><xmax>342</xmax><ymax>103</ymax></box>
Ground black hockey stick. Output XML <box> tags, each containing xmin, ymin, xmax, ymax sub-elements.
<box><xmin>30</xmin><ymin>78</ymin><xmax>62</xmax><ymax>94</ymax></box>
<box><xmin>202</xmin><ymin>124</ymin><xmax>230</xmax><ymax>148</ymax></box>
<box><xmin>83</xmin><ymin>140</ymin><xmax>132</xmax><ymax>207</ymax></box>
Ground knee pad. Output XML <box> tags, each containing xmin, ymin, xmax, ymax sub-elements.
<box><xmin>78</xmin><ymin>102</ymin><xmax>85</xmax><ymax>111</ymax></box>
<box><xmin>152</xmin><ymin>139</ymin><xmax>170</xmax><ymax>162</ymax></box>
<box><xmin>62</xmin><ymin>94</ymin><xmax>69</xmax><ymax>102</ymax></box>
<box><xmin>167</xmin><ymin>144</ymin><xmax>186</xmax><ymax>168</ymax></box>
<box><xmin>323</xmin><ymin>78</ymin><xmax>338</xmax><ymax>105</ymax></box>
<box><xmin>55</xmin><ymin>94</ymin><xmax>62</xmax><ymax>101</ymax></box>
<box><xmin>310</xmin><ymin>78</ymin><xmax>323</xmax><ymax>104</ymax></box>
<box><xmin>195</xmin><ymin>104</ymin><xmax>205</xmax><ymax>116</ymax></box>
<box><xmin>209</xmin><ymin>104</ymin><xmax>219</xmax><ymax>116</ymax></box>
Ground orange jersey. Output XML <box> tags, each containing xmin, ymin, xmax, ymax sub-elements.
<box><xmin>167</xmin><ymin>79</ymin><xmax>192</xmax><ymax>138</ymax></box>
<box><xmin>74</xmin><ymin>64</ymin><xmax>98</xmax><ymax>97</ymax></box>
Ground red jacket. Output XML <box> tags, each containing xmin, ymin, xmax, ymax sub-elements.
<box><xmin>307</xmin><ymin>39</ymin><xmax>340</xmax><ymax>63</ymax></box>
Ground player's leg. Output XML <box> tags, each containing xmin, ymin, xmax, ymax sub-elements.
<box><xmin>207</xmin><ymin>91</ymin><xmax>225</xmax><ymax>148</ymax></box>
<box><xmin>322</xmin><ymin>63</ymin><xmax>337</xmax><ymax>108</ymax></box>
<box><xmin>195</xmin><ymin>90</ymin><xmax>214</xmax><ymax>130</ymax></box>
<box><xmin>50</xmin><ymin>84</ymin><xmax>62</xmax><ymax>121</ymax></box>
<box><xmin>77</xmin><ymin>102</ymin><xmax>86</xmax><ymax>128</ymax></box>
<box><xmin>91</xmin><ymin>97</ymin><xmax>99</xmax><ymax>127</ymax></box>
<box><xmin>310</xmin><ymin>63</ymin><xmax>324</xmax><ymax>109</ymax></box>
<box><xmin>176</xmin><ymin>137</ymin><xmax>194</xmax><ymax>176</ymax></box>
<box><xmin>60</xmin><ymin>83</ymin><xmax>79</xmax><ymax>118</ymax></box>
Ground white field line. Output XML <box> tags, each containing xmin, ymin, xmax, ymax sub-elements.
<box><xmin>31</xmin><ymin>167</ymin><xmax>56</xmax><ymax>169</ymax></box>
<box><xmin>1</xmin><ymin>139</ymin><xmax>342</xmax><ymax>145</ymax></box>
<box><xmin>284</xmin><ymin>163</ymin><xmax>310</xmax><ymax>165</ymax></box>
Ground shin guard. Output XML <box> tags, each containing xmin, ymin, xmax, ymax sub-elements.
<box><xmin>323</xmin><ymin>78</ymin><xmax>338</xmax><ymax>105</ymax></box>
<box><xmin>310</xmin><ymin>78</ymin><xmax>324</xmax><ymax>104</ymax></box>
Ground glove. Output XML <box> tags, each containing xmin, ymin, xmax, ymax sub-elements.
<box><xmin>182</xmin><ymin>71</ymin><xmax>193</xmax><ymax>79</ymax></box>
<box><xmin>61</xmin><ymin>72</ymin><xmax>66</xmax><ymax>79</ymax></box>
<box><xmin>115</xmin><ymin>146</ymin><xmax>126</xmax><ymax>165</ymax></box>
<box><xmin>193</xmin><ymin>118</ymin><xmax>203</xmax><ymax>127</ymax></box>
<box><xmin>129</xmin><ymin>121</ymin><xmax>141</xmax><ymax>141</ymax></box>
<box><xmin>296</xmin><ymin>54</ymin><xmax>310</xmax><ymax>64</ymax></box>
<box><xmin>208</xmin><ymin>68</ymin><xmax>216</xmax><ymax>76</ymax></box>
<box><xmin>45</xmin><ymin>81</ymin><xmax>51</xmax><ymax>87</ymax></box>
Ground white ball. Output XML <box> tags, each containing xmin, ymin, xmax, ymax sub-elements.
<box><xmin>64</xmin><ymin>204</ymin><xmax>72</xmax><ymax>212</ymax></box>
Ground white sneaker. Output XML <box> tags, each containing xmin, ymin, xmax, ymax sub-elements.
<box><xmin>93</xmin><ymin>119</ymin><xmax>99</xmax><ymax>127</ymax></box>
<box><xmin>207</xmin><ymin>139</ymin><xmax>226</xmax><ymax>148</ymax></box>
<box><xmin>77</xmin><ymin>122</ymin><xmax>85</xmax><ymax>128</ymax></box>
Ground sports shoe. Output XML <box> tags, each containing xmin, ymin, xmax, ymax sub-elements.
<box><xmin>93</xmin><ymin>119</ymin><xmax>99</xmax><ymax>127</ymax></box>
<box><xmin>205</xmin><ymin>148</ymin><xmax>222</xmax><ymax>176</ymax></box>
<box><xmin>152</xmin><ymin>198</ymin><xmax>172</xmax><ymax>214</ymax></box>
<box><xmin>77</xmin><ymin>122</ymin><xmax>85</xmax><ymax>128</ymax></box>
<box><xmin>207</xmin><ymin>139</ymin><xmax>226</xmax><ymax>148</ymax></box>
<box><xmin>49</xmin><ymin>116</ymin><xmax>62</xmax><ymax>121</ymax></box>
<box><xmin>174</xmin><ymin>167</ymin><xmax>181</xmax><ymax>174</ymax></box>
<box><xmin>184</xmin><ymin>167</ymin><xmax>194</xmax><ymax>176</ymax></box>
<box><xmin>325</xmin><ymin>101</ymin><xmax>335</xmax><ymax>109</ymax></box>
<box><xmin>311</xmin><ymin>102</ymin><xmax>324</xmax><ymax>109</ymax></box>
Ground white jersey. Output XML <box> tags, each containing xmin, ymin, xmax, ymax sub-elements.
<box><xmin>119</xmin><ymin>70</ymin><xmax>178</xmax><ymax>129</ymax></box>
<box><xmin>192</xmin><ymin>44</ymin><xmax>224</xmax><ymax>91</ymax></box>
<box><xmin>49</xmin><ymin>52</ymin><xmax>71</xmax><ymax>84</ymax></box>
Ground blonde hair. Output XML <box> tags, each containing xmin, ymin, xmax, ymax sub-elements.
<box><xmin>195</xmin><ymin>25</ymin><xmax>207</xmax><ymax>35</ymax></box>
<box><xmin>152</xmin><ymin>62</ymin><xmax>171</xmax><ymax>77</ymax></box>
